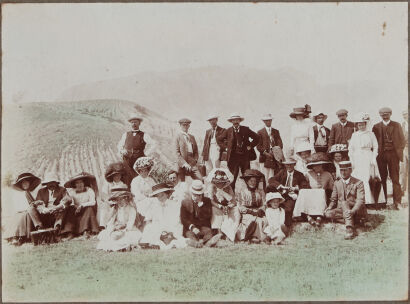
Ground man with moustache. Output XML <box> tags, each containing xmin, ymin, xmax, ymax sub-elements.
<box><xmin>328</xmin><ymin>109</ymin><xmax>355</xmax><ymax>150</ymax></box>
<box><xmin>202</xmin><ymin>114</ymin><xmax>225</xmax><ymax>174</ymax></box>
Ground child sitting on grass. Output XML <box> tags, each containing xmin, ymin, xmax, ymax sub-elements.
<box><xmin>263</xmin><ymin>192</ymin><xmax>288</xmax><ymax>245</ymax></box>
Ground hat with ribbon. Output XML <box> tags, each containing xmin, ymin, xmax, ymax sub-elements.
<box><xmin>289</xmin><ymin>104</ymin><xmax>311</xmax><ymax>119</ymax></box>
<box><xmin>41</xmin><ymin>173</ymin><xmax>60</xmax><ymax>185</ymax></box>
<box><xmin>64</xmin><ymin>172</ymin><xmax>96</xmax><ymax>188</ymax></box>
<box><xmin>261</xmin><ymin>114</ymin><xmax>273</xmax><ymax>121</ymax></box>
<box><xmin>128</xmin><ymin>114</ymin><xmax>143</xmax><ymax>122</ymax></box>
<box><xmin>339</xmin><ymin>161</ymin><xmax>353</xmax><ymax>169</ymax></box>
<box><xmin>265</xmin><ymin>192</ymin><xmax>285</xmax><ymax>205</ymax></box>
<box><xmin>150</xmin><ymin>183</ymin><xmax>175</xmax><ymax>197</ymax></box>
<box><xmin>133</xmin><ymin>157</ymin><xmax>154</xmax><ymax>173</ymax></box>
<box><xmin>313</xmin><ymin>112</ymin><xmax>328</xmax><ymax>122</ymax></box>
<box><xmin>227</xmin><ymin>113</ymin><xmax>245</xmax><ymax>122</ymax></box>
<box><xmin>13</xmin><ymin>172</ymin><xmax>41</xmax><ymax>191</ymax></box>
<box><xmin>190</xmin><ymin>180</ymin><xmax>205</xmax><ymax>195</ymax></box>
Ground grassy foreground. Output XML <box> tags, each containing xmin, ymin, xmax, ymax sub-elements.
<box><xmin>2</xmin><ymin>209</ymin><xmax>408</xmax><ymax>302</ymax></box>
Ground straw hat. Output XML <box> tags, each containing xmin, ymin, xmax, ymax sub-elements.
<box><xmin>41</xmin><ymin>173</ymin><xmax>60</xmax><ymax>185</ymax></box>
<box><xmin>64</xmin><ymin>172</ymin><xmax>96</xmax><ymax>188</ymax></box>
<box><xmin>306</xmin><ymin>152</ymin><xmax>332</xmax><ymax>169</ymax></box>
<box><xmin>133</xmin><ymin>157</ymin><xmax>154</xmax><ymax>173</ymax></box>
<box><xmin>313</xmin><ymin>112</ymin><xmax>328</xmax><ymax>122</ymax></box>
<box><xmin>206</xmin><ymin>114</ymin><xmax>218</xmax><ymax>121</ymax></box>
<box><xmin>13</xmin><ymin>173</ymin><xmax>41</xmax><ymax>191</ymax></box>
<box><xmin>339</xmin><ymin>161</ymin><xmax>353</xmax><ymax>169</ymax></box>
<box><xmin>282</xmin><ymin>157</ymin><xmax>297</xmax><ymax>165</ymax></box>
<box><xmin>190</xmin><ymin>180</ymin><xmax>205</xmax><ymax>195</ymax></box>
<box><xmin>227</xmin><ymin>113</ymin><xmax>244</xmax><ymax>122</ymax></box>
<box><xmin>289</xmin><ymin>105</ymin><xmax>311</xmax><ymax>119</ymax></box>
<box><xmin>336</xmin><ymin>109</ymin><xmax>348</xmax><ymax>116</ymax></box>
<box><xmin>150</xmin><ymin>183</ymin><xmax>175</xmax><ymax>197</ymax></box>
<box><xmin>261</xmin><ymin>114</ymin><xmax>273</xmax><ymax>121</ymax></box>
<box><xmin>379</xmin><ymin>107</ymin><xmax>392</xmax><ymax>114</ymax></box>
<box><xmin>109</xmin><ymin>185</ymin><xmax>134</xmax><ymax>201</ymax></box>
<box><xmin>266</xmin><ymin>192</ymin><xmax>285</xmax><ymax>205</ymax></box>
<box><xmin>128</xmin><ymin>114</ymin><xmax>143</xmax><ymax>122</ymax></box>
<box><xmin>178</xmin><ymin>118</ymin><xmax>192</xmax><ymax>124</ymax></box>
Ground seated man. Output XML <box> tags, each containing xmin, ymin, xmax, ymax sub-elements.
<box><xmin>324</xmin><ymin>161</ymin><xmax>368</xmax><ymax>240</ymax></box>
<box><xmin>267</xmin><ymin>157</ymin><xmax>309</xmax><ymax>227</ymax></box>
<box><xmin>180</xmin><ymin>180</ymin><xmax>220</xmax><ymax>247</ymax></box>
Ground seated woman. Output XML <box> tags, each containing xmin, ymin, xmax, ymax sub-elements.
<box><xmin>97</xmin><ymin>186</ymin><xmax>141</xmax><ymax>252</ymax></box>
<box><xmin>263</xmin><ymin>192</ymin><xmax>288</xmax><ymax>245</ymax></box>
<box><xmin>139</xmin><ymin>183</ymin><xmax>187</xmax><ymax>250</ymax></box>
<box><xmin>64</xmin><ymin>172</ymin><xmax>100</xmax><ymax>238</ymax></box>
<box><xmin>294</xmin><ymin>142</ymin><xmax>313</xmax><ymax>176</ymax></box>
<box><xmin>4</xmin><ymin>173</ymin><xmax>44</xmax><ymax>245</ymax></box>
<box><xmin>166</xmin><ymin>170</ymin><xmax>189</xmax><ymax>203</ymax></box>
<box><xmin>328</xmin><ymin>144</ymin><xmax>349</xmax><ymax>180</ymax></box>
<box><xmin>236</xmin><ymin>169</ymin><xmax>267</xmax><ymax>244</ymax></box>
<box><xmin>205</xmin><ymin>168</ymin><xmax>240</xmax><ymax>243</ymax></box>
<box><xmin>293</xmin><ymin>152</ymin><xmax>334</xmax><ymax>227</ymax></box>
<box><xmin>130</xmin><ymin>157</ymin><xmax>156</xmax><ymax>222</ymax></box>
<box><xmin>100</xmin><ymin>162</ymin><xmax>128</xmax><ymax>227</ymax></box>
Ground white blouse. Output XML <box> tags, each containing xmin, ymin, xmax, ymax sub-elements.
<box><xmin>69</xmin><ymin>187</ymin><xmax>96</xmax><ymax>208</ymax></box>
<box><xmin>290</xmin><ymin>120</ymin><xmax>315</xmax><ymax>152</ymax></box>
<box><xmin>348</xmin><ymin>131</ymin><xmax>378</xmax><ymax>161</ymax></box>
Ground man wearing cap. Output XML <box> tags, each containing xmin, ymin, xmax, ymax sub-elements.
<box><xmin>117</xmin><ymin>114</ymin><xmax>156</xmax><ymax>186</ymax></box>
<box><xmin>202</xmin><ymin>115</ymin><xmax>225</xmax><ymax>173</ymax></box>
<box><xmin>372</xmin><ymin>107</ymin><xmax>406</xmax><ymax>209</ymax></box>
<box><xmin>312</xmin><ymin>112</ymin><xmax>330</xmax><ymax>153</ymax></box>
<box><xmin>217</xmin><ymin>113</ymin><xmax>259</xmax><ymax>191</ymax></box>
<box><xmin>267</xmin><ymin>157</ymin><xmax>309</xmax><ymax>226</ymax></box>
<box><xmin>175</xmin><ymin>118</ymin><xmax>202</xmax><ymax>182</ymax></box>
<box><xmin>328</xmin><ymin>109</ymin><xmax>355</xmax><ymax>149</ymax></box>
<box><xmin>400</xmin><ymin>110</ymin><xmax>408</xmax><ymax>196</ymax></box>
<box><xmin>256</xmin><ymin>114</ymin><xmax>284</xmax><ymax>180</ymax></box>
<box><xmin>324</xmin><ymin>161</ymin><xmax>367</xmax><ymax>240</ymax></box>
<box><xmin>180</xmin><ymin>180</ymin><xmax>220</xmax><ymax>247</ymax></box>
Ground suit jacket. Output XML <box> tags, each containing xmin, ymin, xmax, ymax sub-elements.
<box><xmin>313</xmin><ymin>125</ymin><xmax>330</xmax><ymax>145</ymax></box>
<box><xmin>267</xmin><ymin>169</ymin><xmax>309</xmax><ymax>197</ymax></box>
<box><xmin>372</xmin><ymin>121</ymin><xmax>405</xmax><ymax>161</ymax></box>
<box><xmin>328</xmin><ymin>176</ymin><xmax>365</xmax><ymax>213</ymax></box>
<box><xmin>175</xmin><ymin>133</ymin><xmax>199</xmax><ymax>168</ymax></box>
<box><xmin>180</xmin><ymin>197</ymin><xmax>212</xmax><ymax>233</ymax></box>
<box><xmin>202</xmin><ymin>126</ymin><xmax>225</xmax><ymax>161</ymax></box>
<box><xmin>256</xmin><ymin>127</ymin><xmax>283</xmax><ymax>163</ymax></box>
<box><xmin>328</xmin><ymin>121</ymin><xmax>355</xmax><ymax>148</ymax></box>
<box><xmin>216</xmin><ymin>125</ymin><xmax>259</xmax><ymax>162</ymax></box>
<box><xmin>36</xmin><ymin>186</ymin><xmax>68</xmax><ymax>208</ymax></box>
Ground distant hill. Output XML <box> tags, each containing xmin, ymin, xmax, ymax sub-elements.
<box><xmin>1</xmin><ymin>99</ymin><xmax>179</xmax><ymax>188</ymax></box>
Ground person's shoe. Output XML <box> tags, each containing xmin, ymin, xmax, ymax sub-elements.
<box><xmin>82</xmin><ymin>231</ymin><xmax>91</xmax><ymax>239</ymax></box>
<box><xmin>315</xmin><ymin>217</ymin><xmax>323</xmax><ymax>226</ymax></box>
<box><xmin>263</xmin><ymin>237</ymin><xmax>272</xmax><ymax>245</ymax></box>
<box><xmin>204</xmin><ymin>233</ymin><xmax>223</xmax><ymax>247</ymax></box>
<box><xmin>307</xmin><ymin>216</ymin><xmax>316</xmax><ymax>226</ymax></box>
<box><xmin>388</xmin><ymin>204</ymin><xmax>399</xmax><ymax>211</ymax></box>
<box><xmin>344</xmin><ymin>227</ymin><xmax>356</xmax><ymax>240</ymax></box>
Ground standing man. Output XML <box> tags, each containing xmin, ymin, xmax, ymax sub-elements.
<box><xmin>175</xmin><ymin>118</ymin><xmax>202</xmax><ymax>182</ymax></box>
<box><xmin>328</xmin><ymin>109</ymin><xmax>355</xmax><ymax>150</ymax></box>
<box><xmin>372</xmin><ymin>107</ymin><xmax>405</xmax><ymax>209</ymax></box>
<box><xmin>202</xmin><ymin>115</ymin><xmax>225</xmax><ymax>174</ymax></box>
<box><xmin>312</xmin><ymin>112</ymin><xmax>330</xmax><ymax>153</ymax></box>
<box><xmin>400</xmin><ymin>110</ymin><xmax>408</xmax><ymax>197</ymax></box>
<box><xmin>117</xmin><ymin>114</ymin><xmax>156</xmax><ymax>187</ymax></box>
<box><xmin>256</xmin><ymin>114</ymin><xmax>284</xmax><ymax>180</ymax></box>
<box><xmin>217</xmin><ymin>113</ymin><xmax>259</xmax><ymax>191</ymax></box>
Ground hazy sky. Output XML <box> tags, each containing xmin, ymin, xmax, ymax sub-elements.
<box><xmin>2</xmin><ymin>2</ymin><xmax>408</xmax><ymax>104</ymax></box>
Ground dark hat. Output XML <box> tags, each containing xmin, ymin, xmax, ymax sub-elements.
<box><xmin>64</xmin><ymin>172</ymin><xmax>96</xmax><ymax>188</ymax></box>
<box><xmin>339</xmin><ymin>161</ymin><xmax>353</xmax><ymax>169</ymax></box>
<box><xmin>240</xmin><ymin>169</ymin><xmax>264</xmax><ymax>180</ymax></box>
<box><xmin>290</xmin><ymin>105</ymin><xmax>311</xmax><ymax>119</ymax></box>
<box><xmin>150</xmin><ymin>182</ymin><xmax>175</xmax><ymax>197</ymax></box>
<box><xmin>13</xmin><ymin>172</ymin><xmax>41</xmax><ymax>191</ymax></box>
<box><xmin>336</xmin><ymin>109</ymin><xmax>348</xmax><ymax>116</ymax></box>
<box><xmin>109</xmin><ymin>185</ymin><xmax>134</xmax><ymax>201</ymax></box>
<box><xmin>178</xmin><ymin>118</ymin><xmax>192</xmax><ymax>124</ymax></box>
<box><xmin>379</xmin><ymin>107</ymin><xmax>392</xmax><ymax>114</ymax></box>
<box><xmin>104</xmin><ymin>162</ymin><xmax>125</xmax><ymax>183</ymax></box>
<box><xmin>306</xmin><ymin>152</ymin><xmax>332</xmax><ymax>170</ymax></box>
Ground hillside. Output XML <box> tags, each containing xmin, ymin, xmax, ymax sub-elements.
<box><xmin>1</xmin><ymin>99</ymin><xmax>179</xmax><ymax>189</ymax></box>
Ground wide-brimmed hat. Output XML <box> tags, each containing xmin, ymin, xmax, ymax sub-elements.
<box><xmin>64</xmin><ymin>172</ymin><xmax>96</xmax><ymax>188</ymax></box>
<box><xmin>150</xmin><ymin>183</ymin><xmax>175</xmax><ymax>197</ymax></box>
<box><xmin>306</xmin><ymin>152</ymin><xmax>332</xmax><ymax>170</ymax></box>
<box><xmin>206</xmin><ymin>168</ymin><xmax>234</xmax><ymax>187</ymax></box>
<box><xmin>128</xmin><ymin>114</ymin><xmax>143</xmax><ymax>122</ymax></box>
<box><xmin>240</xmin><ymin>169</ymin><xmax>264</xmax><ymax>180</ymax></box>
<box><xmin>109</xmin><ymin>185</ymin><xmax>134</xmax><ymax>201</ymax></box>
<box><xmin>328</xmin><ymin>144</ymin><xmax>348</xmax><ymax>154</ymax></box>
<box><xmin>295</xmin><ymin>142</ymin><xmax>312</xmax><ymax>154</ymax></box>
<box><xmin>379</xmin><ymin>107</ymin><xmax>392</xmax><ymax>114</ymax></box>
<box><xmin>206</xmin><ymin>114</ymin><xmax>218</xmax><ymax>121</ymax></box>
<box><xmin>289</xmin><ymin>104</ymin><xmax>311</xmax><ymax>119</ymax></box>
<box><xmin>352</xmin><ymin>112</ymin><xmax>371</xmax><ymax>123</ymax></box>
<box><xmin>191</xmin><ymin>180</ymin><xmax>205</xmax><ymax>195</ymax></box>
<box><xmin>227</xmin><ymin>113</ymin><xmax>244</xmax><ymax>122</ymax></box>
<box><xmin>266</xmin><ymin>192</ymin><xmax>285</xmax><ymax>205</ymax></box>
<box><xmin>313</xmin><ymin>112</ymin><xmax>328</xmax><ymax>122</ymax></box>
<box><xmin>41</xmin><ymin>173</ymin><xmax>60</xmax><ymax>185</ymax></box>
<box><xmin>282</xmin><ymin>157</ymin><xmax>297</xmax><ymax>165</ymax></box>
<box><xmin>261</xmin><ymin>114</ymin><xmax>273</xmax><ymax>121</ymax></box>
<box><xmin>133</xmin><ymin>157</ymin><xmax>154</xmax><ymax>173</ymax></box>
<box><xmin>339</xmin><ymin>161</ymin><xmax>353</xmax><ymax>169</ymax></box>
<box><xmin>105</xmin><ymin>162</ymin><xmax>125</xmax><ymax>182</ymax></box>
<box><xmin>13</xmin><ymin>172</ymin><xmax>41</xmax><ymax>191</ymax></box>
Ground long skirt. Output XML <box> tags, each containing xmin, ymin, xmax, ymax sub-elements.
<box><xmin>293</xmin><ymin>189</ymin><xmax>327</xmax><ymax>217</ymax></box>
<box><xmin>97</xmin><ymin>229</ymin><xmax>141</xmax><ymax>251</ymax></box>
<box><xmin>3</xmin><ymin>212</ymin><xmax>35</xmax><ymax>240</ymax></box>
<box><xmin>139</xmin><ymin>222</ymin><xmax>187</xmax><ymax>250</ymax></box>
<box><xmin>97</xmin><ymin>201</ymin><xmax>113</xmax><ymax>228</ymax></box>
<box><xmin>237</xmin><ymin>214</ymin><xmax>266</xmax><ymax>241</ymax></box>
<box><xmin>76</xmin><ymin>206</ymin><xmax>99</xmax><ymax>234</ymax></box>
<box><xmin>211</xmin><ymin>206</ymin><xmax>240</xmax><ymax>242</ymax></box>
<box><xmin>352</xmin><ymin>149</ymin><xmax>386</xmax><ymax>205</ymax></box>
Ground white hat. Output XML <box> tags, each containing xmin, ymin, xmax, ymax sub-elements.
<box><xmin>227</xmin><ymin>113</ymin><xmax>244</xmax><ymax>122</ymax></box>
<box><xmin>191</xmin><ymin>180</ymin><xmax>205</xmax><ymax>195</ymax></box>
<box><xmin>352</xmin><ymin>112</ymin><xmax>371</xmax><ymax>123</ymax></box>
<box><xmin>266</xmin><ymin>192</ymin><xmax>285</xmax><ymax>204</ymax></box>
<box><xmin>42</xmin><ymin>173</ymin><xmax>60</xmax><ymax>185</ymax></box>
<box><xmin>128</xmin><ymin>114</ymin><xmax>143</xmax><ymax>122</ymax></box>
<box><xmin>261</xmin><ymin>114</ymin><xmax>273</xmax><ymax>121</ymax></box>
<box><xmin>206</xmin><ymin>114</ymin><xmax>218</xmax><ymax>121</ymax></box>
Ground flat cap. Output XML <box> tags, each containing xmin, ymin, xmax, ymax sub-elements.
<box><xmin>336</xmin><ymin>109</ymin><xmax>348</xmax><ymax>116</ymax></box>
<box><xmin>178</xmin><ymin>118</ymin><xmax>192</xmax><ymax>124</ymax></box>
<box><xmin>379</xmin><ymin>107</ymin><xmax>392</xmax><ymax>114</ymax></box>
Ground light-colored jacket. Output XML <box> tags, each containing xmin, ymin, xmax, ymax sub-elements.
<box><xmin>175</xmin><ymin>133</ymin><xmax>199</xmax><ymax>168</ymax></box>
<box><xmin>328</xmin><ymin>176</ymin><xmax>365</xmax><ymax>213</ymax></box>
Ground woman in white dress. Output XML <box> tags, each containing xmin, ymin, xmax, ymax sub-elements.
<box><xmin>97</xmin><ymin>186</ymin><xmax>141</xmax><ymax>252</ymax></box>
<box><xmin>289</xmin><ymin>105</ymin><xmax>315</xmax><ymax>157</ymax></box>
<box><xmin>348</xmin><ymin>112</ymin><xmax>386</xmax><ymax>206</ymax></box>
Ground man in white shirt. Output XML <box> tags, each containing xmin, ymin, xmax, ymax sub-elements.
<box><xmin>202</xmin><ymin>115</ymin><xmax>224</xmax><ymax>174</ymax></box>
<box><xmin>312</xmin><ymin>112</ymin><xmax>330</xmax><ymax>153</ymax></box>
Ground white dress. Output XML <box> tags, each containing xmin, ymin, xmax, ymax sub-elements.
<box><xmin>170</xmin><ymin>182</ymin><xmax>189</xmax><ymax>203</ymax></box>
<box><xmin>290</xmin><ymin>120</ymin><xmax>315</xmax><ymax>155</ymax></box>
<box><xmin>130</xmin><ymin>175</ymin><xmax>156</xmax><ymax>217</ymax></box>
<box><xmin>263</xmin><ymin>207</ymin><xmax>286</xmax><ymax>240</ymax></box>
<box><xmin>99</xmin><ymin>180</ymin><xmax>128</xmax><ymax>227</ymax></box>
<box><xmin>349</xmin><ymin>130</ymin><xmax>385</xmax><ymax>204</ymax></box>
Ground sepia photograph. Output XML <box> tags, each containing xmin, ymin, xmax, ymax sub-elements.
<box><xmin>1</xmin><ymin>1</ymin><xmax>408</xmax><ymax>302</ymax></box>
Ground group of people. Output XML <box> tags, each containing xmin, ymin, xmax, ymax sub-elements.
<box><xmin>4</xmin><ymin>105</ymin><xmax>407</xmax><ymax>250</ymax></box>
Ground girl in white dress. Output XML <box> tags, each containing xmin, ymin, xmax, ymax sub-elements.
<box><xmin>263</xmin><ymin>192</ymin><xmax>288</xmax><ymax>245</ymax></box>
<box><xmin>348</xmin><ymin>113</ymin><xmax>386</xmax><ymax>205</ymax></box>
<box><xmin>289</xmin><ymin>105</ymin><xmax>315</xmax><ymax>156</ymax></box>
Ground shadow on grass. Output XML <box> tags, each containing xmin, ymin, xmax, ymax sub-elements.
<box><xmin>364</xmin><ymin>212</ymin><xmax>386</xmax><ymax>232</ymax></box>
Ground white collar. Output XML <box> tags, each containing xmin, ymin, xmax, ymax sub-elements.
<box><xmin>340</xmin><ymin>121</ymin><xmax>347</xmax><ymax>127</ymax></box>
<box><xmin>316</xmin><ymin>123</ymin><xmax>324</xmax><ymax>129</ymax></box>
<box><xmin>287</xmin><ymin>171</ymin><xmax>294</xmax><ymax>176</ymax></box>
<box><xmin>382</xmin><ymin>120</ymin><xmax>391</xmax><ymax>126</ymax></box>
<box><xmin>265</xmin><ymin>126</ymin><xmax>272</xmax><ymax>133</ymax></box>
<box><xmin>181</xmin><ymin>131</ymin><xmax>190</xmax><ymax>136</ymax></box>
<box><xmin>197</xmin><ymin>201</ymin><xmax>204</xmax><ymax>207</ymax></box>
<box><xmin>342</xmin><ymin>177</ymin><xmax>351</xmax><ymax>184</ymax></box>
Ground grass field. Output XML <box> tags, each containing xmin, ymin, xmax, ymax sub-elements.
<box><xmin>2</xmin><ymin>208</ymin><xmax>408</xmax><ymax>302</ymax></box>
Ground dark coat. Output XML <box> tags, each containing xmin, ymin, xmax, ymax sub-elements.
<box><xmin>202</xmin><ymin>126</ymin><xmax>225</xmax><ymax>161</ymax></box>
<box><xmin>36</xmin><ymin>186</ymin><xmax>68</xmax><ymax>207</ymax></box>
<box><xmin>256</xmin><ymin>127</ymin><xmax>283</xmax><ymax>163</ymax></box>
<box><xmin>216</xmin><ymin>125</ymin><xmax>260</xmax><ymax>163</ymax></box>
<box><xmin>372</xmin><ymin>121</ymin><xmax>406</xmax><ymax>161</ymax></box>
<box><xmin>180</xmin><ymin>197</ymin><xmax>212</xmax><ymax>233</ymax></box>
<box><xmin>267</xmin><ymin>169</ymin><xmax>309</xmax><ymax>200</ymax></box>
<box><xmin>313</xmin><ymin>125</ymin><xmax>330</xmax><ymax>145</ymax></box>
<box><xmin>328</xmin><ymin>121</ymin><xmax>355</xmax><ymax>148</ymax></box>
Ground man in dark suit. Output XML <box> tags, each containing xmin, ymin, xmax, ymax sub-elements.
<box><xmin>328</xmin><ymin>109</ymin><xmax>355</xmax><ymax>150</ymax></box>
<box><xmin>202</xmin><ymin>115</ymin><xmax>225</xmax><ymax>174</ymax></box>
<box><xmin>267</xmin><ymin>158</ymin><xmax>309</xmax><ymax>226</ymax></box>
<box><xmin>217</xmin><ymin>113</ymin><xmax>260</xmax><ymax>191</ymax></box>
<box><xmin>180</xmin><ymin>180</ymin><xmax>220</xmax><ymax>247</ymax></box>
<box><xmin>372</xmin><ymin>107</ymin><xmax>406</xmax><ymax>209</ymax></box>
<box><xmin>256</xmin><ymin>113</ymin><xmax>283</xmax><ymax>180</ymax></box>
<box><xmin>312</xmin><ymin>112</ymin><xmax>330</xmax><ymax>153</ymax></box>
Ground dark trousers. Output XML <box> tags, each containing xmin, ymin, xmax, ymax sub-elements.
<box><xmin>282</xmin><ymin>199</ymin><xmax>296</xmax><ymax>227</ymax></box>
<box><xmin>185</xmin><ymin>226</ymin><xmax>213</xmax><ymax>243</ymax></box>
<box><xmin>228</xmin><ymin>153</ymin><xmax>250</xmax><ymax>191</ymax></box>
<box><xmin>377</xmin><ymin>151</ymin><xmax>402</xmax><ymax>204</ymax></box>
<box><xmin>122</xmin><ymin>154</ymin><xmax>144</xmax><ymax>187</ymax></box>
